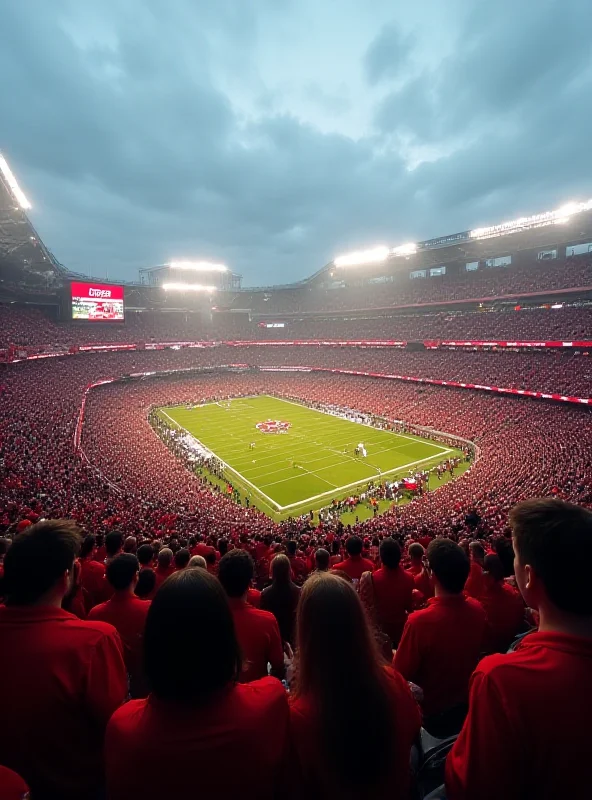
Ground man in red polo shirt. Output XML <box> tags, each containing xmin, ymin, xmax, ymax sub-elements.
<box><xmin>477</xmin><ymin>553</ymin><xmax>525</xmax><ymax>653</ymax></box>
<box><xmin>446</xmin><ymin>498</ymin><xmax>592</xmax><ymax>800</ymax></box>
<box><xmin>88</xmin><ymin>553</ymin><xmax>151</xmax><ymax>697</ymax></box>
<box><xmin>394</xmin><ymin>539</ymin><xmax>487</xmax><ymax>734</ymax></box>
<box><xmin>0</xmin><ymin>519</ymin><xmax>127</xmax><ymax>800</ymax></box>
<box><xmin>332</xmin><ymin>535</ymin><xmax>375</xmax><ymax>582</ymax></box>
<box><xmin>218</xmin><ymin>549</ymin><xmax>284</xmax><ymax>683</ymax></box>
<box><xmin>368</xmin><ymin>538</ymin><xmax>414</xmax><ymax>646</ymax></box>
<box><xmin>153</xmin><ymin>547</ymin><xmax>175</xmax><ymax>590</ymax></box>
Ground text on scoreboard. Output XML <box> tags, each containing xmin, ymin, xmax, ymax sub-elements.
<box><xmin>71</xmin><ymin>282</ymin><xmax>125</xmax><ymax>322</ymax></box>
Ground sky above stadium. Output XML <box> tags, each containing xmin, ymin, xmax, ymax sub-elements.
<box><xmin>1</xmin><ymin>0</ymin><xmax>591</xmax><ymax>286</ymax></box>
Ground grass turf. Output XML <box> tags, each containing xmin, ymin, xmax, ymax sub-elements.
<box><xmin>157</xmin><ymin>395</ymin><xmax>464</xmax><ymax>521</ymax></box>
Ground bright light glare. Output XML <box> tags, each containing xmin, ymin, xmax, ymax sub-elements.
<box><xmin>334</xmin><ymin>246</ymin><xmax>389</xmax><ymax>268</ymax></box>
<box><xmin>168</xmin><ymin>261</ymin><xmax>227</xmax><ymax>272</ymax></box>
<box><xmin>391</xmin><ymin>242</ymin><xmax>417</xmax><ymax>257</ymax></box>
<box><xmin>162</xmin><ymin>283</ymin><xmax>217</xmax><ymax>292</ymax></box>
<box><xmin>471</xmin><ymin>199</ymin><xmax>592</xmax><ymax>240</ymax></box>
<box><xmin>0</xmin><ymin>154</ymin><xmax>32</xmax><ymax>209</ymax></box>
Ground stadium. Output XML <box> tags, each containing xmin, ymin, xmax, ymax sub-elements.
<box><xmin>1</xmin><ymin>145</ymin><xmax>592</xmax><ymax>799</ymax></box>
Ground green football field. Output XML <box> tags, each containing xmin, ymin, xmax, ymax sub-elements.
<box><xmin>157</xmin><ymin>395</ymin><xmax>462</xmax><ymax>520</ymax></box>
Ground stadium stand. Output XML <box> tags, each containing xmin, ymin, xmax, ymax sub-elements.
<box><xmin>2</xmin><ymin>175</ymin><xmax>592</xmax><ymax>799</ymax></box>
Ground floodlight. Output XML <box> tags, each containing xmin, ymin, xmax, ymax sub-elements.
<box><xmin>0</xmin><ymin>154</ymin><xmax>31</xmax><ymax>209</ymax></box>
<box><xmin>162</xmin><ymin>283</ymin><xmax>217</xmax><ymax>291</ymax></box>
<box><xmin>391</xmin><ymin>242</ymin><xmax>417</xmax><ymax>257</ymax></box>
<box><xmin>334</xmin><ymin>246</ymin><xmax>389</xmax><ymax>268</ymax></box>
<box><xmin>168</xmin><ymin>261</ymin><xmax>228</xmax><ymax>272</ymax></box>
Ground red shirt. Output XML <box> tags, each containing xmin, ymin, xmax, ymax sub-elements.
<box><xmin>288</xmin><ymin>555</ymin><xmax>308</xmax><ymax>581</ymax></box>
<box><xmin>79</xmin><ymin>556</ymin><xmax>109</xmax><ymax>610</ymax></box>
<box><xmin>464</xmin><ymin>561</ymin><xmax>484</xmax><ymax>598</ymax></box>
<box><xmin>478</xmin><ymin>581</ymin><xmax>525</xmax><ymax>653</ymax></box>
<box><xmin>247</xmin><ymin>587</ymin><xmax>262</xmax><ymax>607</ymax></box>
<box><xmin>414</xmin><ymin>568</ymin><xmax>434</xmax><ymax>602</ymax></box>
<box><xmin>394</xmin><ymin>594</ymin><xmax>488</xmax><ymax>716</ymax></box>
<box><xmin>228</xmin><ymin>598</ymin><xmax>284</xmax><ymax>682</ymax></box>
<box><xmin>446</xmin><ymin>631</ymin><xmax>592</xmax><ymax>800</ymax></box>
<box><xmin>290</xmin><ymin>667</ymin><xmax>421</xmax><ymax>800</ymax></box>
<box><xmin>406</xmin><ymin>563</ymin><xmax>423</xmax><ymax>577</ymax></box>
<box><xmin>371</xmin><ymin>566</ymin><xmax>415</xmax><ymax>645</ymax></box>
<box><xmin>0</xmin><ymin>605</ymin><xmax>127</xmax><ymax>799</ymax></box>
<box><xmin>153</xmin><ymin>564</ymin><xmax>175</xmax><ymax>591</ymax></box>
<box><xmin>0</xmin><ymin>766</ymin><xmax>29</xmax><ymax>800</ymax></box>
<box><xmin>332</xmin><ymin>555</ymin><xmax>375</xmax><ymax>581</ymax></box>
<box><xmin>106</xmin><ymin>677</ymin><xmax>290</xmax><ymax>800</ymax></box>
<box><xmin>88</xmin><ymin>592</ymin><xmax>150</xmax><ymax>691</ymax></box>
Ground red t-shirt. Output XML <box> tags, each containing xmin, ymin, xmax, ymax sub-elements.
<box><xmin>464</xmin><ymin>561</ymin><xmax>484</xmax><ymax>598</ymax></box>
<box><xmin>446</xmin><ymin>631</ymin><xmax>592</xmax><ymax>800</ymax></box>
<box><xmin>332</xmin><ymin>555</ymin><xmax>375</xmax><ymax>581</ymax></box>
<box><xmin>477</xmin><ymin>581</ymin><xmax>525</xmax><ymax>653</ymax></box>
<box><xmin>88</xmin><ymin>592</ymin><xmax>150</xmax><ymax>688</ymax></box>
<box><xmin>371</xmin><ymin>566</ymin><xmax>415</xmax><ymax>645</ymax></box>
<box><xmin>394</xmin><ymin>594</ymin><xmax>488</xmax><ymax>716</ymax></box>
<box><xmin>79</xmin><ymin>556</ymin><xmax>109</xmax><ymax>611</ymax></box>
<box><xmin>247</xmin><ymin>587</ymin><xmax>262</xmax><ymax>608</ymax></box>
<box><xmin>228</xmin><ymin>598</ymin><xmax>284</xmax><ymax>682</ymax></box>
<box><xmin>0</xmin><ymin>766</ymin><xmax>29</xmax><ymax>800</ymax></box>
<box><xmin>106</xmin><ymin>677</ymin><xmax>290</xmax><ymax>800</ymax></box>
<box><xmin>153</xmin><ymin>564</ymin><xmax>175</xmax><ymax>591</ymax></box>
<box><xmin>414</xmin><ymin>568</ymin><xmax>435</xmax><ymax>602</ymax></box>
<box><xmin>290</xmin><ymin>667</ymin><xmax>421</xmax><ymax>800</ymax></box>
<box><xmin>0</xmin><ymin>605</ymin><xmax>127</xmax><ymax>800</ymax></box>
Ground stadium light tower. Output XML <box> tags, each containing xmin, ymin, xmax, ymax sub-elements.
<box><xmin>162</xmin><ymin>283</ymin><xmax>217</xmax><ymax>292</ymax></box>
<box><xmin>0</xmin><ymin>153</ymin><xmax>32</xmax><ymax>209</ymax></box>
<box><xmin>168</xmin><ymin>261</ymin><xmax>228</xmax><ymax>272</ymax></box>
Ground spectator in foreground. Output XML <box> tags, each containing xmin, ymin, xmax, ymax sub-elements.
<box><xmin>88</xmin><ymin>553</ymin><xmax>151</xmax><ymax>697</ymax></box>
<box><xmin>218</xmin><ymin>550</ymin><xmax>284</xmax><ymax>681</ymax></box>
<box><xmin>78</xmin><ymin>533</ymin><xmax>108</xmax><ymax>611</ymax></box>
<box><xmin>0</xmin><ymin>520</ymin><xmax>127</xmax><ymax>800</ymax></box>
<box><xmin>446</xmin><ymin>499</ymin><xmax>592</xmax><ymax>800</ymax></box>
<box><xmin>137</xmin><ymin>543</ymin><xmax>154</xmax><ymax>569</ymax></box>
<box><xmin>0</xmin><ymin>766</ymin><xmax>29</xmax><ymax>800</ymax></box>
<box><xmin>105</xmin><ymin>569</ymin><xmax>290</xmax><ymax>800</ymax></box>
<box><xmin>314</xmin><ymin>547</ymin><xmax>330</xmax><ymax>572</ymax></box>
<box><xmin>362</xmin><ymin>537</ymin><xmax>414</xmax><ymax>647</ymax></box>
<box><xmin>464</xmin><ymin>541</ymin><xmax>485</xmax><ymax>598</ymax></box>
<box><xmin>188</xmin><ymin>555</ymin><xmax>207</xmax><ymax>568</ymax></box>
<box><xmin>105</xmin><ymin>530</ymin><xmax>124</xmax><ymax>565</ymax></box>
<box><xmin>135</xmin><ymin>567</ymin><xmax>156</xmax><ymax>599</ymax></box>
<box><xmin>290</xmin><ymin>573</ymin><xmax>421</xmax><ymax>799</ymax></box>
<box><xmin>154</xmin><ymin>547</ymin><xmax>174</xmax><ymax>590</ymax></box>
<box><xmin>394</xmin><ymin>538</ymin><xmax>487</xmax><ymax>735</ymax></box>
<box><xmin>174</xmin><ymin>548</ymin><xmax>191</xmax><ymax>570</ymax></box>
<box><xmin>477</xmin><ymin>554</ymin><xmax>525</xmax><ymax>653</ymax></box>
<box><xmin>261</xmin><ymin>554</ymin><xmax>301</xmax><ymax>646</ymax></box>
<box><xmin>407</xmin><ymin>542</ymin><xmax>434</xmax><ymax>602</ymax></box>
<box><xmin>332</xmin><ymin>535</ymin><xmax>375</xmax><ymax>581</ymax></box>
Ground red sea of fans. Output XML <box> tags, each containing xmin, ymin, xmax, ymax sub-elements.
<box><xmin>0</xmin><ymin>301</ymin><xmax>592</xmax><ymax>800</ymax></box>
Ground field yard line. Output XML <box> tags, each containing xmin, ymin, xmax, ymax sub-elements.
<box><xmin>259</xmin><ymin>449</ymin><xmax>453</xmax><ymax>508</ymax></box>
<box><xmin>269</xmin><ymin>395</ymin><xmax>449</xmax><ymax>453</ymax></box>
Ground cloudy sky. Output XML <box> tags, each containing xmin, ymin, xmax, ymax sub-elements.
<box><xmin>1</xmin><ymin>0</ymin><xmax>591</xmax><ymax>286</ymax></box>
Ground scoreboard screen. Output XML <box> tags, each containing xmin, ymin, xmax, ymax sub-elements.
<box><xmin>71</xmin><ymin>282</ymin><xmax>124</xmax><ymax>322</ymax></box>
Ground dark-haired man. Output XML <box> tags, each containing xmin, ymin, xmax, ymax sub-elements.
<box><xmin>332</xmin><ymin>535</ymin><xmax>374</xmax><ymax>581</ymax></box>
<box><xmin>88</xmin><ymin>553</ymin><xmax>151</xmax><ymax>697</ymax></box>
<box><xmin>447</xmin><ymin>499</ymin><xmax>592</xmax><ymax>800</ymax></box>
<box><xmin>369</xmin><ymin>538</ymin><xmax>414</xmax><ymax>646</ymax></box>
<box><xmin>218</xmin><ymin>549</ymin><xmax>284</xmax><ymax>682</ymax></box>
<box><xmin>0</xmin><ymin>519</ymin><xmax>127</xmax><ymax>799</ymax></box>
<box><xmin>394</xmin><ymin>538</ymin><xmax>487</xmax><ymax>731</ymax></box>
<box><xmin>105</xmin><ymin>530</ymin><xmax>124</xmax><ymax>565</ymax></box>
<box><xmin>79</xmin><ymin>533</ymin><xmax>109</xmax><ymax>611</ymax></box>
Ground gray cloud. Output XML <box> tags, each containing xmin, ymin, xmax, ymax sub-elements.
<box><xmin>0</xmin><ymin>0</ymin><xmax>591</xmax><ymax>286</ymax></box>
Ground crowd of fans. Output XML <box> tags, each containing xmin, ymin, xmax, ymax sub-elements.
<box><xmin>1</xmin><ymin>352</ymin><xmax>591</xmax><ymax>549</ymax></box>
<box><xmin>1</xmin><ymin>298</ymin><xmax>591</xmax><ymax>352</ymax></box>
<box><xmin>0</xmin><ymin>499</ymin><xmax>591</xmax><ymax>799</ymax></box>
<box><xmin>227</xmin><ymin>255</ymin><xmax>592</xmax><ymax>313</ymax></box>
